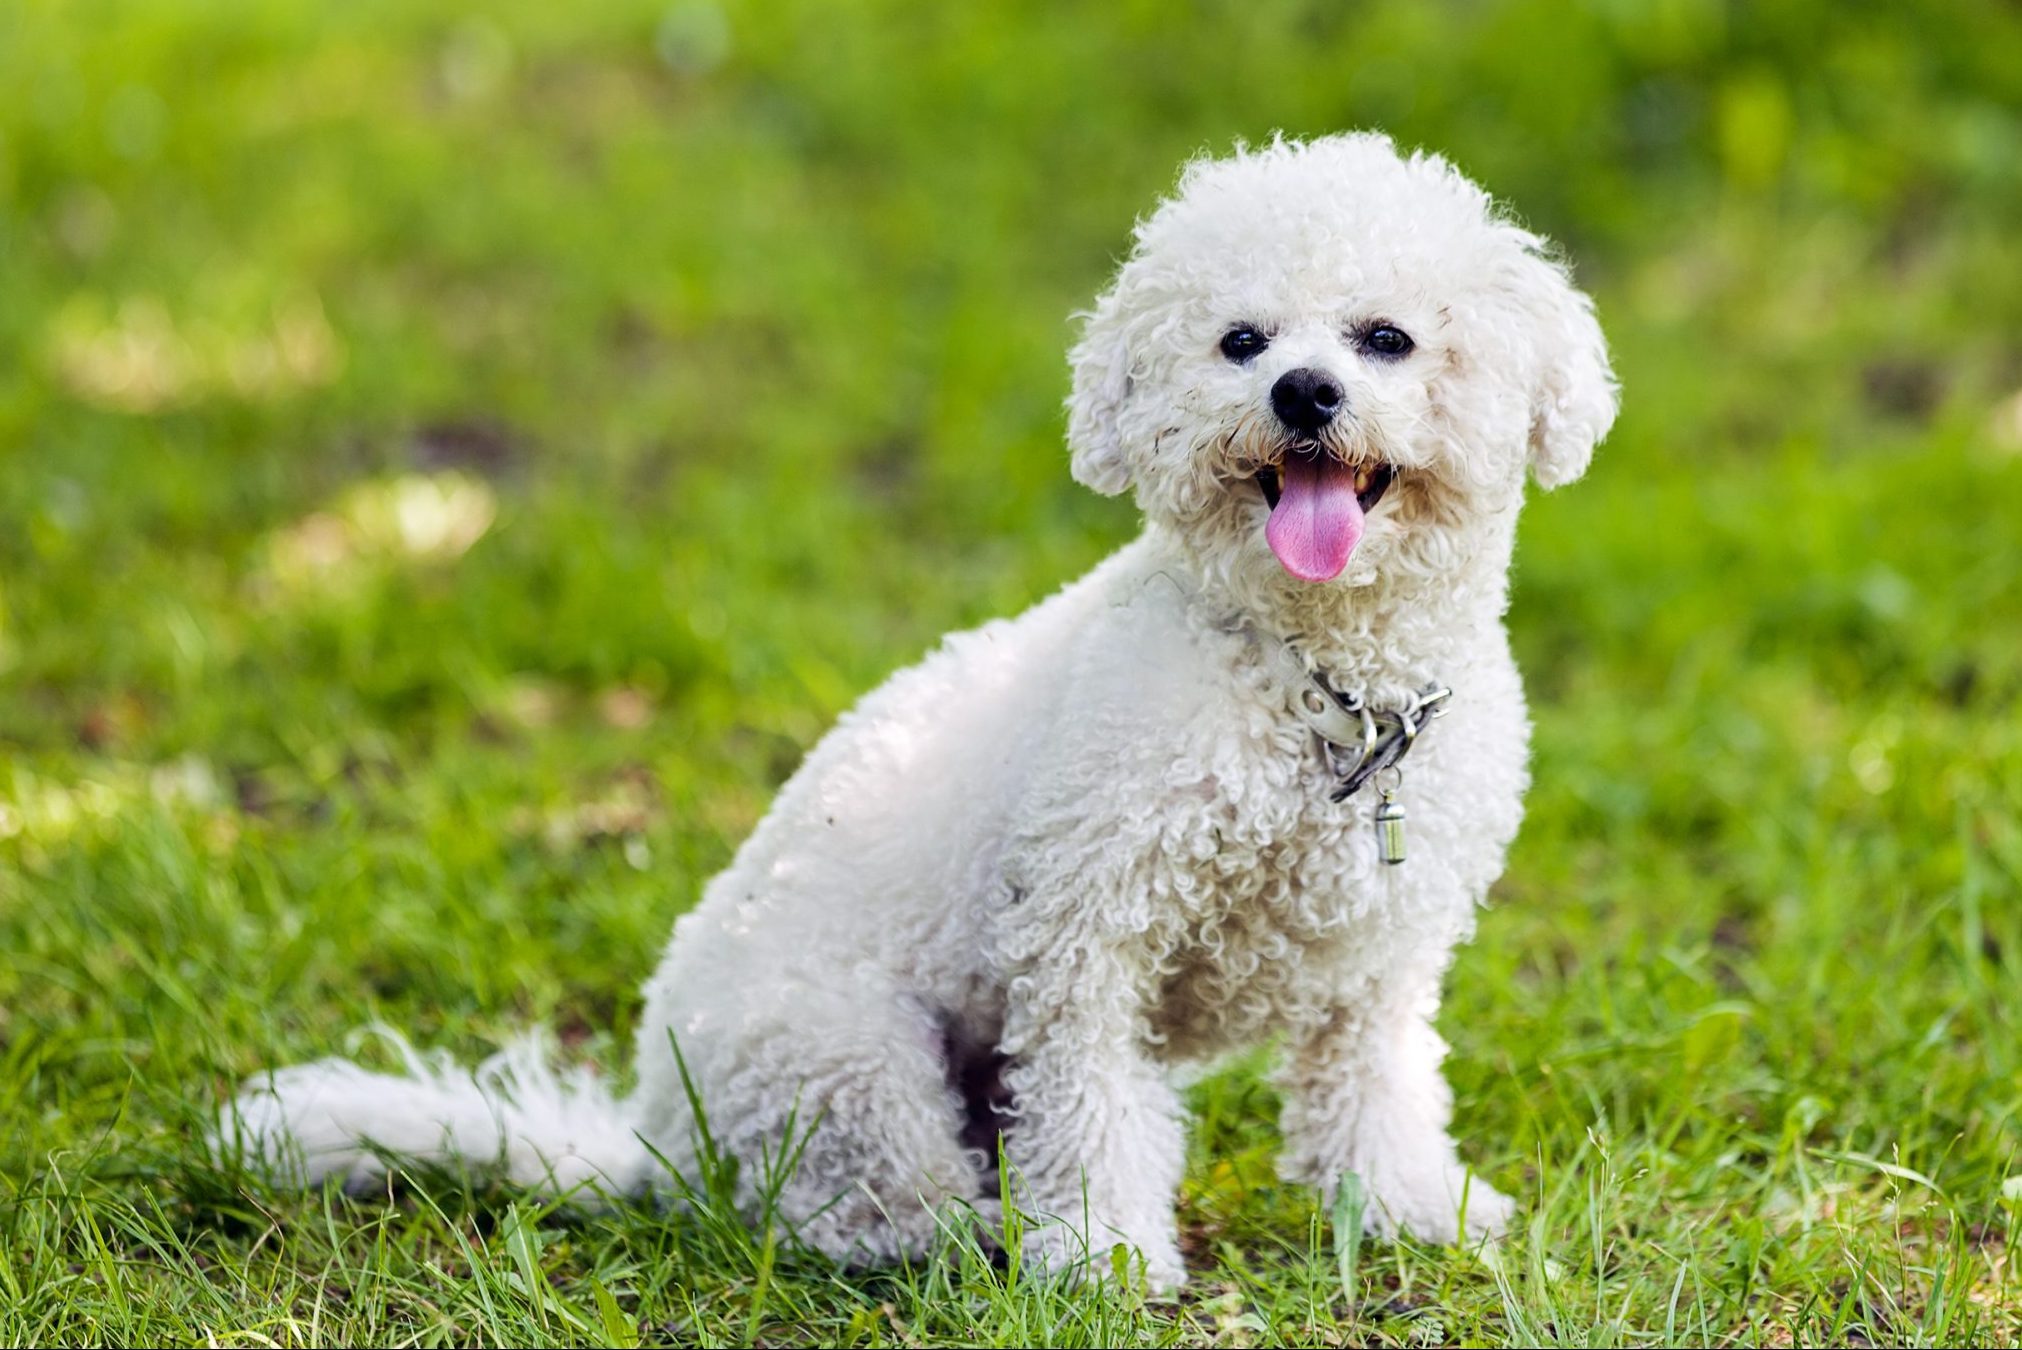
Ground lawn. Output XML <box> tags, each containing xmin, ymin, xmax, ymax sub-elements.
<box><xmin>4</xmin><ymin>0</ymin><xmax>2022</xmax><ymax>1344</ymax></box>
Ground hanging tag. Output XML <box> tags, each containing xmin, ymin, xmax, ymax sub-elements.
<box><xmin>1375</xmin><ymin>786</ymin><xmax>1407</xmax><ymax>865</ymax></box>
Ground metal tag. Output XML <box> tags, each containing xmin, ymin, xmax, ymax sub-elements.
<box><xmin>1375</xmin><ymin>787</ymin><xmax>1407</xmax><ymax>865</ymax></box>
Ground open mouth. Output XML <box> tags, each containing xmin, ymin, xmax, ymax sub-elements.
<box><xmin>1253</xmin><ymin>444</ymin><xmax>1395</xmax><ymax>583</ymax></box>
<box><xmin>1255</xmin><ymin>447</ymin><xmax>1393</xmax><ymax>515</ymax></box>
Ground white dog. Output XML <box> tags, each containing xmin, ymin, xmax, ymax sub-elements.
<box><xmin>223</xmin><ymin>132</ymin><xmax>1615</xmax><ymax>1291</ymax></box>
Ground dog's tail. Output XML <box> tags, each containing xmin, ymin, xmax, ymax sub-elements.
<box><xmin>215</xmin><ymin>1027</ymin><xmax>654</xmax><ymax>1199</ymax></box>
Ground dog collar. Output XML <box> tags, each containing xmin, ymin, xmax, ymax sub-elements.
<box><xmin>1268</xmin><ymin>640</ymin><xmax>1451</xmax><ymax>805</ymax></box>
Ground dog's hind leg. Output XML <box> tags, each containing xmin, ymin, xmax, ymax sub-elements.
<box><xmin>634</xmin><ymin>979</ymin><xmax>987</xmax><ymax>1268</ymax></box>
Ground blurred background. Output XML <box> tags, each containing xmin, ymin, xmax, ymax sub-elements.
<box><xmin>4</xmin><ymin>0</ymin><xmax>2022</xmax><ymax>1301</ymax></box>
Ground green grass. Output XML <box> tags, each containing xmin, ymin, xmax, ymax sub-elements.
<box><xmin>5</xmin><ymin>0</ymin><xmax>2022</xmax><ymax>1343</ymax></box>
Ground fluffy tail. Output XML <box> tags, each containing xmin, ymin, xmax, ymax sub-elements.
<box><xmin>216</xmin><ymin>1026</ymin><xmax>653</xmax><ymax>1198</ymax></box>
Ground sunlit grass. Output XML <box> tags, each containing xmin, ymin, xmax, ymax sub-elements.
<box><xmin>5</xmin><ymin>0</ymin><xmax>2022</xmax><ymax>1343</ymax></box>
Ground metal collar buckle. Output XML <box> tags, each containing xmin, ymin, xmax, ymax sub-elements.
<box><xmin>1291</xmin><ymin>675</ymin><xmax>1452</xmax><ymax>803</ymax></box>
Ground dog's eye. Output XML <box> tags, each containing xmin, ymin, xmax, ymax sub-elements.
<box><xmin>1219</xmin><ymin>325</ymin><xmax>1269</xmax><ymax>363</ymax></box>
<box><xmin>1358</xmin><ymin>324</ymin><xmax>1414</xmax><ymax>359</ymax></box>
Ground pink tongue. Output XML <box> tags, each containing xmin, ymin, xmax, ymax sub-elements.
<box><xmin>1266</xmin><ymin>454</ymin><xmax>1365</xmax><ymax>582</ymax></box>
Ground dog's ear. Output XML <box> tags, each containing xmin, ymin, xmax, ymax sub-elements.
<box><xmin>1065</xmin><ymin>290</ymin><xmax>1135</xmax><ymax>496</ymax></box>
<box><xmin>1498</xmin><ymin>239</ymin><xmax>1618</xmax><ymax>490</ymax></box>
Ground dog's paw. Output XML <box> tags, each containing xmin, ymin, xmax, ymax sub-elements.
<box><xmin>1020</xmin><ymin>1220</ymin><xmax>1186</xmax><ymax>1294</ymax></box>
<box><xmin>1453</xmin><ymin>1173</ymin><xmax>1516</xmax><ymax>1240</ymax></box>
<box><xmin>1360</xmin><ymin>1162</ymin><xmax>1513</xmax><ymax>1246</ymax></box>
<box><xmin>928</xmin><ymin>1194</ymin><xmax>1008</xmax><ymax>1256</ymax></box>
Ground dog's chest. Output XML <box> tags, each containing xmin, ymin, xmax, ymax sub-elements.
<box><xmin>1135</xmin><ymin>746</ymin><xmax>1406</xmax><ymax>1057</ymax></box>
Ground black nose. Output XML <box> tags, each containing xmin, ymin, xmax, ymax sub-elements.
<box><xmin>1270</xmin><ymin>367</ymin><xmax>1344</xmax><ymax>435</ymax></box>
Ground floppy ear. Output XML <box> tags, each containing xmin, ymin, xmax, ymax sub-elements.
<box><xmin>1064</xmin><ymin>288</ymin><xmax>1135</xmax><ymax>496</ymax></box>
<box><xmin>1502</xmin><ymin>242</ymin><xmax>1618</xmax><ymax>489</ymax></box>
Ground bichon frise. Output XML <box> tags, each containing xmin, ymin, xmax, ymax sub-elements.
<box><xmin>222</xmin><ymin>132</ymin><xmax>1615</xmax><ymax>1291</ymax></box>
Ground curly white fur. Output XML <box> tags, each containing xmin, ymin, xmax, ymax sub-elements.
<box><xmin>219</xmin><ymin>132</ymin><xmax>1615</xmax><ymax>1291</ymax></box>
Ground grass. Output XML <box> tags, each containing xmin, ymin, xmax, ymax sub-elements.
<box><xmin>4</xmin><ymin>0</ymin><xmax>2022</xmax><ymax>1343</ymax></box>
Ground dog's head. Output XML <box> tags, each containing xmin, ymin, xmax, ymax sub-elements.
<box><xmin>1067</xmin><ymin>133</ymin><xmax>1616</xmax><ymax>589</ymax></box>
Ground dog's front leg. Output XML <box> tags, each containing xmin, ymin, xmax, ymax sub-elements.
<box><xmin>995</xmin><ymin>954</ymin><xmax>1187</xmax><ymax>1291</ymax></box>
<box><xmin>1275</xmin><ymin>961</ymin><xmax>1513</xmax><ymax>1244</ymax></box>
